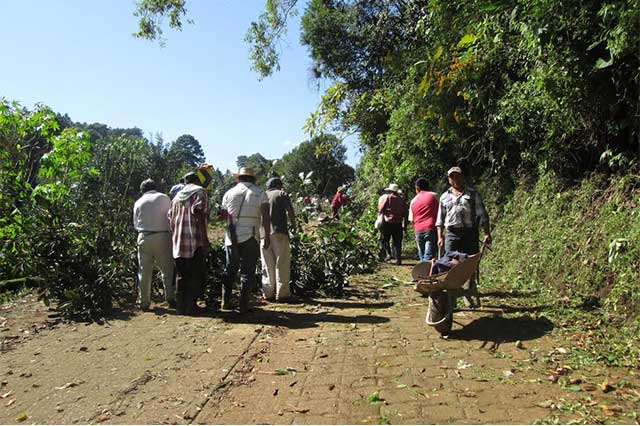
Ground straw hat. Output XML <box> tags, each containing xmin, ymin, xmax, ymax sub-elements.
<box><xmin>233</xmin><ymin>167</ymin><xmax>257</xmax><ymax>177</ymax></box>
<box><xmin>384</xmin><ymin>183</ymin><xmax>400</xmax><ymax>193</ymax></box>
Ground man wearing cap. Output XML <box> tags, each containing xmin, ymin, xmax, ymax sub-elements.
<box><xmin>409</xmin><ymin>178</ymin><xmax>440</xmax><ymax>261</ymax></box>
<box><xmin>436</xmin><ymin>166</ymin><xmax>492</xmax><ymax>256</ymax></box>
<box><xmin>133</xmin><ymin>178</ymin><xmax>175</xmax><ymax>311</ymax></box>
<box><xmin>261</xmin><ymin>177</ymin><xmax>297</xmax><ymax>302</ymax></box>
<box><xmin>220</xmin><ymin>167</ymin><xmax>271</xmax><ymax>313</ymax></box>
<box><xmin>378</xmin><ymin>183</ymin><xmax>409</xmax><ymax>265</ymax></box>
<box><xmin>168</xmin><ymin>172</ymin><xmax>210</xmax><ymax>315</ymax></box>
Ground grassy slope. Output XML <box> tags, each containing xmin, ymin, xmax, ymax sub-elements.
<box><xmin>482</xmin><ymin>173</ymin><xmax>640</xmax><ymax>368</ymax></box>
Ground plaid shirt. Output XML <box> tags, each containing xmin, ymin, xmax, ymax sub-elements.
<box><xmin>436</xmin><ymin>186</ymin><xmax>489</xmax><ymax>229</ymax></box>
<box><xmin>168</xmin><ymin>185</ymin><xmax>209</xmax><ymax>259</ymax></box>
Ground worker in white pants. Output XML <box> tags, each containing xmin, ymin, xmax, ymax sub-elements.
<box><xmin>133</xmin><ymin>179</ymin><xmax>175</xmax><ymax>310</ymax></box>
<box><xmin>261</xmin><ymin>177</ymin><xmax>296</xmax><ymax>302</ymax></box>
<box><xmin>137</xmin><ymin>231</ymin><xmax>175</xmax><ymax>308</ymax></box>
<box><xmin>261</xmin><ymin>233</ymin><xmax>292</xmax><ymax>300</ymax></box>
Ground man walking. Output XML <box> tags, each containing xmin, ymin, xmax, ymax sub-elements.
<box><xmin>436</xmin><ymin>166</ymin><xmax>492</xmax><ymax>255</ymax></box>
<box><xmin>261</xmin><ymin>177</ymin><xmax>296</xmax><ymax>302</ymax></box>
<box><xmin>220</xmin><ymin>167</ymin><xmax>271</xmax><ymax>313</ymax></box>
<box><xmin>409</xmin><ymin>178</ymin><xmax>439</xmax><ymax>261</ymax></box>
<box><xmin>378</xmin><ymin>183</ymin><xmax>408</xmax><ymax>265</ymax></box>
<box><xmin>436</xmin><ymin>166</ymin><xmax>492</xmax><ymax>307</ymax></box>
<box><xmin>133</xmin><ymin>179</ymin><xmax>175</xmax><ymax>310</ymax></box>
<box><xmin>168</xmin><ymin>172</ymin><xmax>209</xmax><ymax>315</ymax></box>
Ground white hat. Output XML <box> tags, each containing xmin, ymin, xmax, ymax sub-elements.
<box><xmin>384</xmin><ymin>183</ymin><xmax>400</xmax><ymax>193</ymax></box>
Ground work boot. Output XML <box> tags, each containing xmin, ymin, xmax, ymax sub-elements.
<box><xmin>239</xmin><ymin>288</ymin><xmax>251</xmax><ymax>314</ymax></box>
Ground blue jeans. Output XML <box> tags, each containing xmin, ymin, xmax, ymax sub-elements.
<box><xmin>415</xmin><ymin>230</ymin><xmax>437</xmax><ymax>261</ymax></box>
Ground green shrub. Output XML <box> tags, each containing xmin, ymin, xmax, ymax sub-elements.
<box><xmin>482</xmin><ymin>172</ymin><xmax>640</xmax><ymax>366</ymax></box>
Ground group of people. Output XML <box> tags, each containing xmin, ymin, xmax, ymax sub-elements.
<box><xmin>132</xmin><ymin>167</ymin><xmax>296</xmax><ymax>315</ymax></box>
<box><xmin>376</xmin><ymin>166</ymin><xmax>492</xmax><ymax>265</ymax></box>
<box><xmin>133</xmin><ymin>163</ymin><xmax>491</xmax><ymax>315</ymax></box>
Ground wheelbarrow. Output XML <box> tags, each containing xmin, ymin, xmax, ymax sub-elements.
<box><xmin>411</xmin><ymin>244</ymin><xmax>489</xmax><ymax>335</ymax></box>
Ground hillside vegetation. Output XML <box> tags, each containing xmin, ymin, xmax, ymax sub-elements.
<box><xmin>483</xmin><ymin>172</ymin><xmax>640</xmax><ymax>367</ymax></box>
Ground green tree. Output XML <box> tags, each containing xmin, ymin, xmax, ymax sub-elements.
<box><xmin>236</xmin><ymin>152</ymin><xmax>274</xmax><ymax>187</ymax></box>
<box><xmin>277</xmin><ymin>134</ymin><xmax>354</xmax><ymax>197</ymax></box>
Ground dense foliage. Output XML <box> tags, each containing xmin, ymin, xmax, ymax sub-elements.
<box><xmin>290</xmin><ymin>214</ymin><xmax>377</xmax><ymax>296</ymax></box>
<box><xmin>482</xmin><ymin>172</ymin><xmax>640</xmax><ymax>367</ymax></box>
<box><xmin>298</xmin><ymin>0</ymin><xmax>639</xmax><ymax>195</ymax></box>
<box><xmin>0</xmin><ymin>100</ymin><xmax>209</xmax><ymax>320</ymax></box>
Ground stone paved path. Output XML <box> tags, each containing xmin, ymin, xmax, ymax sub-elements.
<box><xmin>1</xmin><ymin>263</ymin><xmax>638</xmax><ymax>424</ymax></box>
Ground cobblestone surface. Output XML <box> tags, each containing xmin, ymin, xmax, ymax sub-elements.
<box><xmin>1</xmin><ymin>263</ymin><xmax>638</xmax><ymax>424</ymax></box>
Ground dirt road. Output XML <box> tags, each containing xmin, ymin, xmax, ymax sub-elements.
<box><xmin>1</xmin><ymin>263</ymin><xmax>638</xmax><ymax>424</ymax></box>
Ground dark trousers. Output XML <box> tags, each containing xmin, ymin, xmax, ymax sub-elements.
<box><xmin>444</xmin><ymin>227</ymin><xmax>480</xmax><ymax>296</ymax></box>
<box><xmin>379</xmin><ymin>222</ymin><xmax>403</xmax><ymax>264</ymax></box>
<box><xmin>444</xmin><ymin>227</ymin><xmax>479</xmax><ymax>255</ymax></box>
<box><xmin>175</xmin><ymin>247</ymin><xmax>207</xmax><ymax>315</ymax></box>
<box><xmin>223</xmin><ymin>237</ymin><xmax>260</xmax><ymax>310</ymax></box>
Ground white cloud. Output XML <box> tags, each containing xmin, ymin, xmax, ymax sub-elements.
<box><xmin>283</xmin><ymin>139</ymin><xmax>293</xmax><ymax>147</ymax></box>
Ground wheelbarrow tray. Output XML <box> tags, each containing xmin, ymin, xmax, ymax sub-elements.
<box><xmin>413</xmin><ymin>252</ymin><xmax>483</xmax><ymax>294</ymax></box>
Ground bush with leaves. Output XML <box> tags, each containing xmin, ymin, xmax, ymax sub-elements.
<box><xmin>290</xmin><ymin>214</ymin><xmax>377</xmax><ymax>297</ymax></box>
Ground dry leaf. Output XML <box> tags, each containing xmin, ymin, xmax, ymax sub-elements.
<box><xmin>582</xmin><ymin>383</ymin><xmax>597</xmax><ymax>392</ymax></box>
<box><xmin>15</xmin><ymin>413</ymin><xmax>27</xmax><ymax>422</ymax></box>
<box><xmin>6</xmin><ymin>399</ymin><xmax>16</xmax><ymax>407</ymax></box>
<box><xmin>569</xmin><ymin>378</ymin><xmax>582</xmax><ymax>385</ymax></box>
<box><xmin>537</xmin><ymin>400</ymin><xmax>555</xmax><ymax>408</ymax></box>
<box><xmin>54</xmin><ymin>382</ymin><xmax>80</xmax><ymax>390</ymax></box>
<box><xmin>95</xmin><ymin>415</ymin><xmax>111</xmax><ymax>423</ymax></box>
<box><xmin>286</xmin><ymin>405</ymin><xmax>310</xmax><ymax>414</ymax></box>
<box><xmin>0</xmin><ymin>391</ymin><xmax>13</xmax><ymax>399</ymax></box>
<box><xmin>600</xmin><ymin>380</ymin><xmax>615</xmax><ymax>393</ymax></box>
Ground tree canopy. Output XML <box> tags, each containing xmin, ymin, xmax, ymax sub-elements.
<box><xmin>275</xmin><ymin>134</ymin><xmax>354</xmax><ymax>197</ymax></box>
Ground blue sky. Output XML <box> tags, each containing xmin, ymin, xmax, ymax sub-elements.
<box><xmin>0</xmin><ymin>0</ymin><xmax>360</xmax><ymax>172</ymax></box>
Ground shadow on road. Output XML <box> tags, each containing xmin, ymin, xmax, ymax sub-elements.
<box><xmin>223</xmin><ymin>307</ymin><xmax>390</xmax><ymax>329</ymax></box>
<box><xmin>305</xmin><ymin>299</ymin><xmax>394</xmax><ymax>310</ymax></box>
<box><xmin>448</xmin><ymin>314</ymin><xmax>554</xmax><ymax>350</ymax></box>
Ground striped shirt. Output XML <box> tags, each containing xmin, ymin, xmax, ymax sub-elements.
<box><xmin>435</xmin><ymin>187</ymin><xmax>489</xmax><ymax>229</ymax></box>
<box><xmin>168</xmin><ymin>185</ymin><xmax>209</xmax><ymax>259</ymax></box>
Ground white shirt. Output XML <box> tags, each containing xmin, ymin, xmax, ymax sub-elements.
<box><xmin>221</xmin><ymin>182</ymin><xmax>269</xmax><ymax>246</ymax></box>
<box><xmin>133</xmin><ymin>191</ymin><xmax>172</xmax><ymax>232</ymax></box>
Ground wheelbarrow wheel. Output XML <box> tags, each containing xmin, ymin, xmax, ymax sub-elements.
<box><xmin>426</xmin><ymin>291</ymin><xmax>454</xmax><ymax>335</ymax></box>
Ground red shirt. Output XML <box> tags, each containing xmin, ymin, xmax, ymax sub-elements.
<box><xmin>331</xmin><ymin>192</ymin><xmax>346</xmax><ymax>209</ymax></box>
<box><xmin>409</xmin><ymin>191</ymin><xmax>439</xmax><ymax>232</ymax></box>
